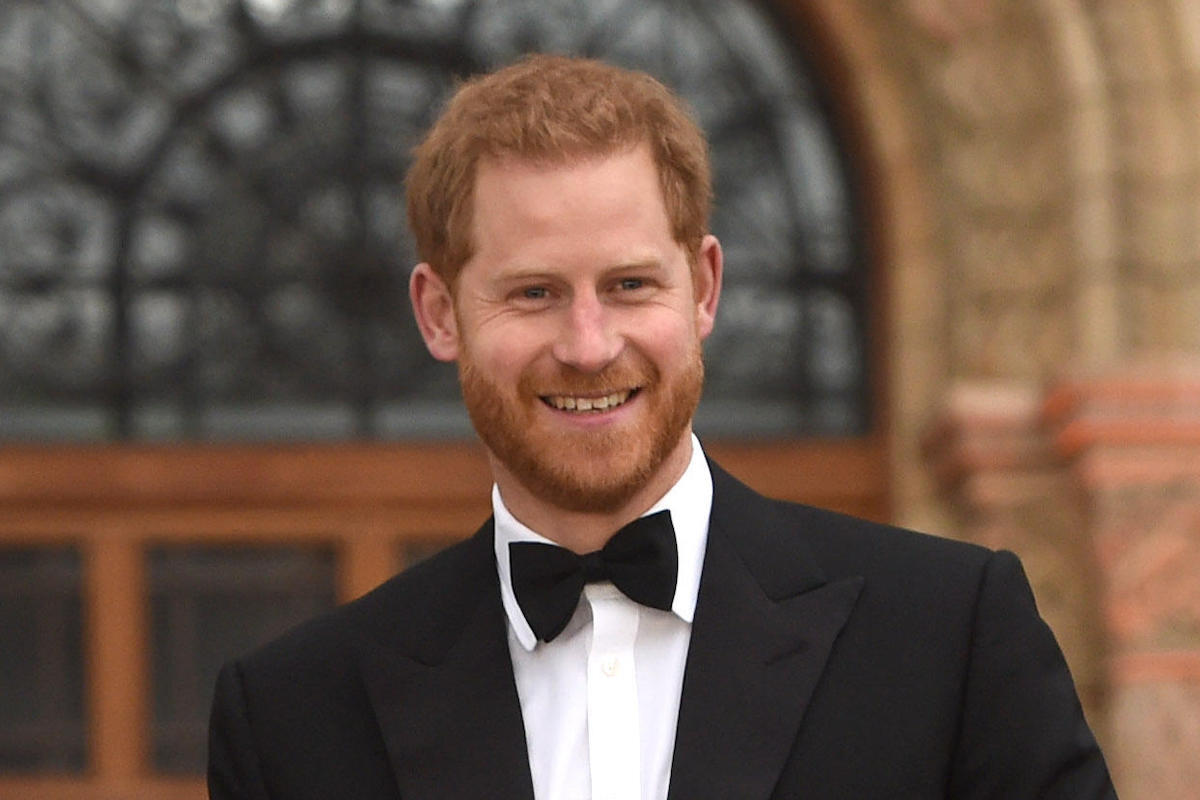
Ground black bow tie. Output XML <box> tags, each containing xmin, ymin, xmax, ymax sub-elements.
<box><xmin>508</xmin><ymin>510</ymin><xmax>678</xmax><ymax>643</ymax></box>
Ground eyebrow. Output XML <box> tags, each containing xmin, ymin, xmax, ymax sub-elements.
<box><xmin>596</xmin><ymin>258</ymin><xmax>670</xmax><ymax>279</ymax></box>
<box><xmin>491</xmin><ymin>258</ymin><xmax>665</xmax><ymax>283</ymax></box>
<box><xmin>488</xmin><ymin>266</ymin><xmax>557</xmax><ymax>285</ymax></box>
<box><xmin>609</xmin><ymin>258</ymin><xmax>663</xmax><ymax>271</ymax></box>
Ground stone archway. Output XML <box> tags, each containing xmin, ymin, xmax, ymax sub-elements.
<box><xmin>778</xmin><ymin>2</ymin><xmax>1200</xmax><ymax>798</ymax></box>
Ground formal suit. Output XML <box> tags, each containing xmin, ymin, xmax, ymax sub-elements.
<box><xmin>208</xmin><ymin>460</ymin><xmax>1116</xmax><ymax>799</ymax></box>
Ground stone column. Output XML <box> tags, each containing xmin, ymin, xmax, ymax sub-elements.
<box><xmin>924</xmin><ymin>381</ymin><xmax>1108</xmax><ymax>727</ymax></box>
<box><xmin>1045</xmin><ymin>360</ymin><xmax>1200</xmax><ymax>800</ymax></box>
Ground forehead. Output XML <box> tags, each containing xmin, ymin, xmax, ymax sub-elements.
<box><xmin>468</xmin><ymin>145</ymin><xmax>670</xmax><ymax>248</ymax></box>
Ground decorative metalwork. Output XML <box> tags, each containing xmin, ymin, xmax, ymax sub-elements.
<box><xmin>0</xmin><ymin>0</ymin><xmax>867</xmax><ymax>439</ymax></box>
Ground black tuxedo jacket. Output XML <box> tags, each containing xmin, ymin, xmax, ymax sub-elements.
<box><xmin>208</xmin><ymin>461</ymin><xmax>1115</xmax><ymax>799</ymax></box>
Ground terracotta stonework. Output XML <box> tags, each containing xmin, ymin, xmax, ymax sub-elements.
<box><xmin>798</xmin><ymin>0</ymin><xmax>1200</xmax><ymax>796</ymax></box>
<box><xmin>1047</xmin><ymin>363</ymin><xmax>1200</xmax><ymax>798</ymax></box>
<box><xmin>928</xmin><ymin>362</ymin><xmax>1200</xmax><ymax>798</ymax></box>
<box><xmin>924</xmin><ymin>382</ymin><xmax>1108</xmax><ymax>725</ymax></box>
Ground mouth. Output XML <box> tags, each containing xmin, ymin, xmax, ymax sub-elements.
<box><xmin>541</xmin><ymin>388</ymin><xmax>639</xmax><ymax>413</ymax></box>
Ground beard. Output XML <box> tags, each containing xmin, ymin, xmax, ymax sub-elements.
<box><xmin>458</xmin><ymin>343</ymin><xmax>704</xmax><ymax>514</ymax></box>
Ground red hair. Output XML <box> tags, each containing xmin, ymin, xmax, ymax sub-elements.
<box><xmin>405</xmin><ymin>53</ymin><xmax>712</xmax><ymax>283</ymax></box>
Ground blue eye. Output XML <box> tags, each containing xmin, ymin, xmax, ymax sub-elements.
<box><xmin>522</xmin><ymin>287</ymin><xmax>548</xmax><ymax>299</ymax></box>
<box><xmin>619</xmin><ymin>278</ymin><xmax>643</xmax><ymax>291</ymax></box>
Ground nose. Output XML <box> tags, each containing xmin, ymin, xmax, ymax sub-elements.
<box><xmin>551</xmin><ymin>290</ymin><xmax>622</xmax><ymax>373</ymax></box>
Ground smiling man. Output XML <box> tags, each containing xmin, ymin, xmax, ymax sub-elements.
<box><xmin>411</xmin><ymin>143</ymin><xmax>717</xmax><ymax>548</ymax></box>
<box><xmin>208</xmin><ymin>55</ymin><xmax>1117</xmax><ymax>799</ymax></box>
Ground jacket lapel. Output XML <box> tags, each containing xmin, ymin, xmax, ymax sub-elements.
<box><xmin>668</xmin><ymin>463</ymin><xmax>864</xmax><ymax>800</ymax></box>
<box><xmin>357</xmin><ymin>462</ymin><xmax>861</xmax><ymax>800</ymax></box>
<box><xmin>360</xmin><ymin>522</ymin><xmax>535</xmax><ymax>800</ymax></box>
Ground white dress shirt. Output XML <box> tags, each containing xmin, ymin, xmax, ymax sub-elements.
<box><xmin>493</xmin><ymin>435</ymin><xmax>713</xmax><ymax>800</ymax></box>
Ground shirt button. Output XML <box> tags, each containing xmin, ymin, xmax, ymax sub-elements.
<box><xmin>601</xmin><ymin>656</ymin><xmax>620</xmax><ymax>677</ymax></box>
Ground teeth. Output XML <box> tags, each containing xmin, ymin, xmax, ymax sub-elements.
<box><xmin>545</xmin><ymin>390</ymin><xmax>632</xmax><ymax>412</ymax></box>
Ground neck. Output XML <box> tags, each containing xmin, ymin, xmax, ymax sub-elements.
<box><xmin>491</xmin><ymin>433</ymin><xmax>694</xmax><ymax>553</ymax></box>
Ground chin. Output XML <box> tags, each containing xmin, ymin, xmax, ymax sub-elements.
<box><xmin>460</xmin><ymin>345</ymin><xmax>703</xmax><ymax>516</ymax></box>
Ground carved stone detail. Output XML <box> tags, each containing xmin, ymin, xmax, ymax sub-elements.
<box><xmin>928</xmin><ymin>361</ymin><xmax>1200</xmax><ymax>796</ymax></box>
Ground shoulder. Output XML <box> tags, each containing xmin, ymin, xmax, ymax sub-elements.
<box><xmin>208</xmin><ymin>528</ymin><xmax>497</xmax><ymax>798</ymax></box>
<box><xmin>708</xmin><ymin>457</ymin><xmax>994</xmax><ymax>586</ymax></box>
<box><xmin>704</xmin><ymin>463</ymin><xmax>1113</xmax><ymax>794</ymax></box>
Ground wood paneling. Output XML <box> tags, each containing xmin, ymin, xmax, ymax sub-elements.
<box><xmin>0</xmin><ymin>438</ymin><xmax>886</xmax><ymax>796</ymax></box>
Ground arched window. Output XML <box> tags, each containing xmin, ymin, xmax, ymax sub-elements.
<box><xmin>0</xmin><ymin>0</ymin><xmax>867</xmax><ymax>440</ymax></box>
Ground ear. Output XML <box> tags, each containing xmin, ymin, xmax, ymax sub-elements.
<box><xmin>692</xmin><ymin>234</ymin><xmax>723</xmax><ymax>340</ymax></box>
<box><xmin>410</xmin><ymin>262</ymin><xmax>460</xmax><ymax>362</ymax></box>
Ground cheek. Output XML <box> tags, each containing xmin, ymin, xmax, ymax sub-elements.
<box><xmin>634</xmin><ymin>314</ymin><xmax>699</xmax><ymax>362</ymax></box>
<box><xmin>464</xmin><ymin>322</ymin><xmax>549</xmax><ymax>380</ymax></box>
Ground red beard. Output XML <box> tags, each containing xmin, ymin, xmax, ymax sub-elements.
<box><xmin>458</xmin><ymin>343</ymin><xmax>703</xmax><ymax>513</ymax></box>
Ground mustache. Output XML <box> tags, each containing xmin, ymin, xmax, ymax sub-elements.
<box><xmin>520</xmin><ymin>359</ymin><xmax>657</xmax><ymax>396</ymax></box>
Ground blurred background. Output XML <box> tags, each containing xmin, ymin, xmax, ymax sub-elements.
<box><xmin>0</xmin><ymin>0</ymin><xmax>1197</xmax><ymax>798</ymax></box>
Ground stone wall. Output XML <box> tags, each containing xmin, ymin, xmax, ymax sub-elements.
<box><xmin>791</xmin><ymin>1</ymin><xmax>1200</xmax><ymax>796</ymax></box>
<box><xmin>1049</xmin><ymin>364</ymin><xmax>1200</xmax><ymax>797</ymax></box>
<box><xmin>926</xmin><ymin>364</ymin><xmax>1200</xmax><ymax>798</ymax></box>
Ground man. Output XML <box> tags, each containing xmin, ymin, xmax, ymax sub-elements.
<box><xmin>208</xmin><ymin>54</ymin><xmax>1116</xmax><ymax>799</ymax></box>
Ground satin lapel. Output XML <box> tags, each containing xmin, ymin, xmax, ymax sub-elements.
<box><xmin>667</xmin><ymin>464</ymin><xmax>864</xmax><ymax>800</ymax></box>
<box><xmin>360</xmin><ymin>524</ymin><xmax>535</xmax><ymax>800</ymax></box>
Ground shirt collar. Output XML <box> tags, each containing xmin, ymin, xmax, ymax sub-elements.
<box><xmin>493</xmin><ymin>433</ymin><xmax>713</xmax><ymax>651</ymax></box>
